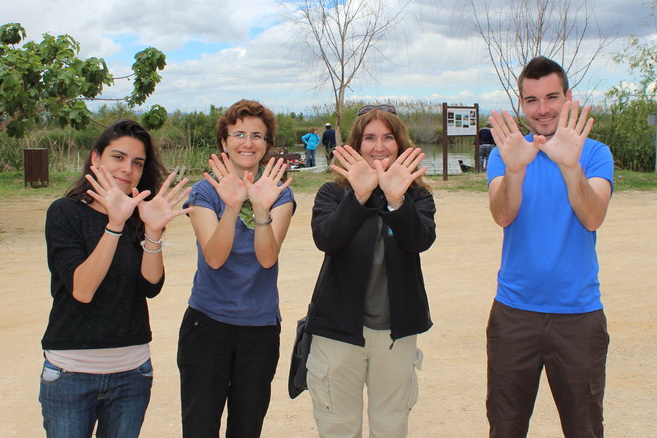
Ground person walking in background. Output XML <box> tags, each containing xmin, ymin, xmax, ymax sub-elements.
<box><xmin>305</xmin><ymin>104</ymin><xmax>436</xmax><ymax>438</ymax></box>
<box><xmin>39</xmin><ymin>119</ymin><xmax>192</xmax><ymax>438</ymax></box>
<box><xmin>302</xmin><ymin>127</ymin><xmax>321</xmax><ymax>167</ymax></box>
<box><xmin>486</xmin><ymin>56</ymin><xmax>614</xmax><ymax>437</ymax></box>
<box><xmin>177</xmin><ymin>99</ymin><xmax>296</xmax><ymax>438</ymax></box>
<box><xmin>478</xmin><ymin>121</ymin><xmax>495</xmax><ymax>170</ymax></box>
<box><xmin>321</xmin><ymin>122</ymin><xmax>337</xmax><ymax>164</ymax></box>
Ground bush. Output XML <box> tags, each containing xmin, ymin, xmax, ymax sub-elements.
<box><xmin>592</xmin><ymin>96</ymin><xmax>656</xmax><ymax>171</ymax></box>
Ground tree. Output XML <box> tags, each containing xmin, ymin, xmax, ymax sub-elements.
<box><xmin>465</xmin><ymin>0</ymin><xmax>617</xmax><ymax>119</ymax></box>
<box><xmin>0</xmin><ymin>23</ymin><xmax>167</xmax><ymax>137</ymax></box>
<box><xmin>612</xmin><ymin>0</ymin><xmax>657</xmax><ymax>99</ymax></box>
<box><xmin>604</xmin><ymin>0</ymin><xmax>657</xmax><ymax>171</ymax></box>
<box><xmin>285</xmin><ymin>0</ymin><xmax>410</xmax><ymax>145</ymax></box>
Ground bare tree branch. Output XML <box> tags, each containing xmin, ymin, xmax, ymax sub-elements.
<box><xmin>284</xmin><ymin>0</ymin><xmax>411</xmax><ymax>145</ymax></box>
<box><xmin>464</xmin><ymin>0</ymin><xmax>618</xmax><ymax>124</ymax></box>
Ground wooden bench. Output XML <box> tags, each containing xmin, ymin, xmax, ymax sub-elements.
<box><xmin>270</xmin><ymin>153</ymin><xmax>301</xmax><ymax>180</ymax></box>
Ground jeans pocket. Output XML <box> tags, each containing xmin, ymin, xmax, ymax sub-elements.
<box><xmin>40</xmin><ymin>361</ymin><xmax>63</xmax><ymax>383</ymax></box>
<box><xmin>137</xmin><ymin>358</ymin><xmax>154</xmax><ymax>378</ymax></box>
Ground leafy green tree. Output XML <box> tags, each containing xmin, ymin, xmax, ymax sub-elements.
<box><xmin>604</xmin><ymin>0</ymin><xmax>657</xmax><ymax>171</ymax></box>
<box><xmin>613</xmin><ymin>1</ymin><xmax>657</xmax><ymax>99</ymax></box>
<box><xmin>0</xmin><ymin>23</ymin><xmax>167</xmax><ymax>137</ymax></box>
<box><xmin>275</xmin><ymin>114</ymin><xmax>299</xmax><ymax>149</ymax></box>
<box><xmin>141</xmin><ymin>104</ymin><xmax>168</xmax><ymax>131</ymax></box>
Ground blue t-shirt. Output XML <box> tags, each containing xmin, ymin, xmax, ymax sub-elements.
<box><xmin>302</xmin><ymin>132</ymin><xmax>320</xmax><ymax>150</ymax></box>
<box><xmin>184</xmin><ymin>180</ymin><xmax>296</xmax><ymax>326</ymax></box>
<box><xmin>487</xmin><ymin>135</ymin><xmax>614</xmax><ymax>313</ymax></box>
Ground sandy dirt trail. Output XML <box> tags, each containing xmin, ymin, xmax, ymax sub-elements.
<box><xmin>0</xmin><ymin>188</ymin><xmax>655</xmax><ymax>437</ymax></box>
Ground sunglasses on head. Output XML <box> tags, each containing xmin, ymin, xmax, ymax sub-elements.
<box><xmin>357</xmin><ymin>104</ymin><xmax>397</xmax><ymax>116</ymax></box>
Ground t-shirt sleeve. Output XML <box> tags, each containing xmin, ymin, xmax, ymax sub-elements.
<box><xmin>487</xmin><ymin>146</ymin><xmax>505</xmax><ymax>185</ymax></box>
<box><xmin>184</xmin><ymin>180</ymin><xmax>221</xmax><ymax>213</ymax></box>
<box><xmin>583</xmin><ymin>140</ymin><xmax>614</xmax><ymax>192</ymax></box>
<box><xmin>272</xmin><ymin>186</ymin><xmax>297</xmax><ymax>215</ymax></box>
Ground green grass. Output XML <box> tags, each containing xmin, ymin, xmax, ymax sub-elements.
<box><xmin>614</xmin><ymin>169</ymin><xmax>657</xmax><ymax>191</ymax></box>
<box><xmin>0</xmin><ymin>171</ymin><xmax>79</xmax><ymax>199</ymax></box>
<box><xmin>429</xmin><ymin>172</ymin><xmax>489</xmax><ymax>192</ymax></box>
<box><xmin>286</xmin><ymin>171</ymin><xmax>332</xmax><ymax>193</ymax></box>
<box><xmin>1</xmin><ymin>169</ymin><xmax>655</xmax><ymax>200</ymax></box>
<box><xmin>430</xmin><ymin>169</ymin><xmax>657</xmax><ymax>192</ymax></box>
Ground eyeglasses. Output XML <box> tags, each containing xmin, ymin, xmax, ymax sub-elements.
<box><xmin>227</xmin><ymin>133</ymin><xmax>268</xmax><ymax>143</ymax></box>
<box><xmin>357</xmin><ymin>104</ymin><xmax>397</xmax><ymax>117</ymax></box>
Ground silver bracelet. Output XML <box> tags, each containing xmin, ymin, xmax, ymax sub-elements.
<box><xmin>252</xmin><ymin>213</ymin><xmax>273</xmax><ymax>227</ymax></box>
<box><xmin>141</xmin><ymin>240</ymin><xmax>163</xmax><ymax>253</ymax></box>
<box><xmin>144</xmin><ymin>232</ymin><xmax>163</xmax><ymax>245</ymax></box>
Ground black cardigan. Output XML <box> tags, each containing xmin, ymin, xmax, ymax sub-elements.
<box><xmin>305</xmin><ymin>182</ymin><xmax>436</xmax><ymax>347</ymax></box>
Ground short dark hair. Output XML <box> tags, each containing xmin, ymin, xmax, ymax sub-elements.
<box><xmin>518</xmin><ymin>56</ymin><xmax>569</xmax><ymax>98</ymax></box>
<box><xmin>216</xmin><ymin>99</ymin><xmax>277</xmax><ymax>165</ymax></box>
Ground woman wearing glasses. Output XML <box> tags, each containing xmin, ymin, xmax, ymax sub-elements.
<box><xmin>305</xmin><ymin>104</ymin><xmax>436</xmax><ymax>437</ymax></box>
<box><xmin>177</xmin><ymin>99</ymin><xmax>296</xmax><ymax>438</ymax></box>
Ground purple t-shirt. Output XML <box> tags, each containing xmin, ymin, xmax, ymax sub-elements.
<box><xmin>184</xmin><ymin>180</ymin><xmax>296</xmax><ymax>325</ymax></box>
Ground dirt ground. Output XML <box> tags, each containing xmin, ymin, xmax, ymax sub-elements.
<box><xmin>0</xmin><ymin>187</ymin><xmax>655</xmax><ymax>437</ymax></box>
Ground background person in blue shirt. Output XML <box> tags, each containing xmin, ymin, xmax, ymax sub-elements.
<box><xmin>178</xmin><ymin>100</ymin><xmax>296</xmax><ymax>438</ymax></box>
<box><xmin>486</xmin><ymin>56</ymin><xmax>614</xmax><ymax>437</ymax></box>
<box><xmin>302</xmin><ymin>127</ymin><xmax>321</xmax><ymax>167</ymax></box>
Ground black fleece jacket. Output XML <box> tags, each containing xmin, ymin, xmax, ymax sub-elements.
<box><xmin>305</xmin><ymin>182</ymin><xmax>436</xmax><ymax>347</ymax></box>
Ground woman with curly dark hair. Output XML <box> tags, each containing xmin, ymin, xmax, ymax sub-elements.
<box><xmin>177</xmin><ymin>100</ymin><xmax>296</xmax><ymax>437</ymax></box>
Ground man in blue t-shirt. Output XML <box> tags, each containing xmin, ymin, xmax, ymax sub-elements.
<box><xmin>486</xmin><ymin>56</ymin><xmax>614</xmax><ymax>437</ymax></box>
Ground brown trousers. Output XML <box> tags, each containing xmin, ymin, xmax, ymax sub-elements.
<box><xmin>486</xmin><ymin>300</ymin><xmax>609</xmax><ymax>438</ymax></box>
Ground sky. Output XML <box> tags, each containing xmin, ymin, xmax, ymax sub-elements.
<box><xmin>3</xmin><ymin>0</ymin><xmax>654</xmax><ymax>116</ymax></box>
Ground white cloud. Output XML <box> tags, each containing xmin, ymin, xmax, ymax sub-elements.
<box><xmin>4</xmin><ymin>0</ymin><xmax>648</xmax><ymax>114</ymax></box>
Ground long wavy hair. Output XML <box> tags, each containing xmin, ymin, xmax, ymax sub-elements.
<box><xmin>333</xmin><ymin>109</ymin><xmax>431</xmax><ymax>192</ymax></box>
<box><xmin>66</xmin><ymin>119</ymin><xmax>166</xmax><ymax>244</ymax></box>
<box><xmin>216</xmin><ymin>99</ymin><xmax>277</xmax><ymax>165</ymax></box>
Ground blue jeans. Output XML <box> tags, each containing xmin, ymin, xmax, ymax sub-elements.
<box><xmin>39</xmin><ymin>358</ymin><xmax>153</xmax><ymax>438</ymax></box>
<box><xmin>305</xmin><ymin>148</ymin><xmax>316</xmax><ymax>167</ymax></box>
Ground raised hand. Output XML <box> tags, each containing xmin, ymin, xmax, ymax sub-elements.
<box><xmin>245</xmin><ymin>157</ymin><xmax>292</xmax><ymax>217</ymax></box>
<box><xmin>204</xmin><ymin>153</ymin><xmax>248</xmax><ymax>208</ymax></box>
<box><xmin>136</xmin><ymin>172</ymin><xmax>193</xmax><ymax>233</ymax></box>
<box><xmin>489</xmin><ymin>110</ymin><xmax>539</xmax><ymax>173</ymax></box>
<box><xmin>85</xmin><ymin>165</ymin><xmax>148</xmax><ymax>229</ymax></box>
<box><xmin>536</xmin><ymin>100</ymin><xmax>593</xmax><ymax>170</ymax></box>
<box><xmin>377</xmin><ymin>147</ymin><xmax>427</xmax><ymax>207</ymax></box>
<box><xmin>331</xmin><ymin>145</ymin><xmax>379</xmax><ymax>204</ymax></box>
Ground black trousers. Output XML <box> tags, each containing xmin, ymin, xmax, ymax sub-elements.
<box><xmin>177</xmin><ymin>307</ymin><xmax>280</xmax><ymax>438</ymax></box>
<box><xmin>486</xmin><ymin>301</ymin><xmax>609</xmax><ymax>438</ymax></box>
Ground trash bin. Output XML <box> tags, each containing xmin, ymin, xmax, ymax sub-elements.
<box><xmin>24</xmin><ymin>148</ymin><xmax>49</xmax><ymax>187</ymax></box>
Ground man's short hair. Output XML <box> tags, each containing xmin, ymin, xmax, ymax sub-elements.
<box><xmin>518</xmin><ymin>56</ymin><xmax>569</xmax><ymax>98</ymax></box>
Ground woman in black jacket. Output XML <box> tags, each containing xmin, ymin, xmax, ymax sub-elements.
<box><xmin>305</xmin><ymin>104</ymin><xmax>436</xmax><ymax>438</ymax></box>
